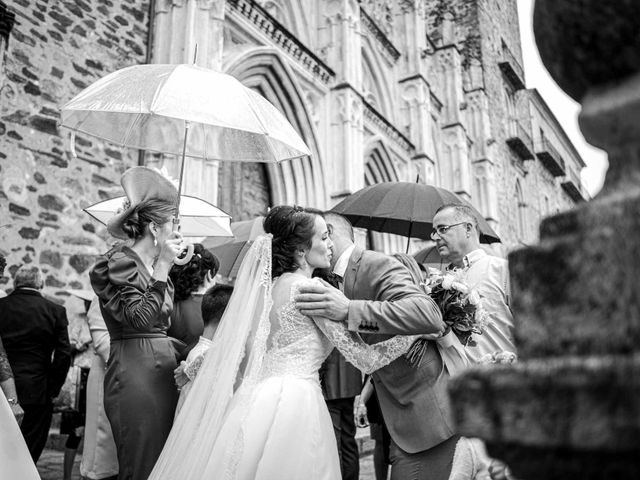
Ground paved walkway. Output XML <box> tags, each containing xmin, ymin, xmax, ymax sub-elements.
<box><xmin>36</xmin><ymin>449</ymin><xmax>377</xmax><ymax>480</ymax></box>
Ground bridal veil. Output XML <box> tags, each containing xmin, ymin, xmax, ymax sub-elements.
<box><xmin>149</xmin><ymin>235</ymin><xmax>273</xmax><ymax>479</ymax></box>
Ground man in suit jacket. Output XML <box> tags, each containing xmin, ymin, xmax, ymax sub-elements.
<box><xmin>0</xmin><ymin>265</ymin><xmax>71</xmax><ymax>462</ymax></box>
<box><xmin>297</xmin><ymin>213</ymin><xmax>458</xmax><ymax>480</ymax></box>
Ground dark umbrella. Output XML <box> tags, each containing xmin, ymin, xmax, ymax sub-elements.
<box><xmin>210</xmin><ymin>241</ymin><xmax>253</xmax><ymax>279</ymax></box>
<box><xmin>331</xmin><ymin>182</ymin><xmax>500</xmax><ymax>252</ymax></box>
<box><xmin>206</xmin><ymin>216</ymin><xmax>265</xmax><ymax>279</ymax></box>
<box><xmin>412</xmin><ymin>245</ymin><xmax>447</xmax><ymax>270</ymax></box>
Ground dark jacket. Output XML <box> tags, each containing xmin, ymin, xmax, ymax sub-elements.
<box><xmin>0</xmin><ymin>288</ymin><xmax>71</xmax><ymax>404</ymax></box>
<box><xmin>320</xmin><ymin>348</ymin><xmax>362</xmax><ymax>400</ymax></box>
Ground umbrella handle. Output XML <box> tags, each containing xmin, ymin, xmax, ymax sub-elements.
<box><xmin>174</xmin><ymin>243</ymin><xmax>195</xmax><ymax>266</ymax></box>
<box><xmin>171</xmin><ymin>215</ymin><xmax>194</xmax><ymax>265</ymax></box>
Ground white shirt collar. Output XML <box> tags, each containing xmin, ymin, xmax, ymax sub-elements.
<box><xmin>463</xmin><ymin>248</ymin><xmax>487</xmax><ymax>268</ymax></box>
<box><xmin>333</xmin><ymin>244</ymin><xmax>356</xmax><ymax>278</ymax></box>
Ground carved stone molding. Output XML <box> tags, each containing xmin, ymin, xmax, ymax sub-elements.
<box><xmin>359</xmin><ymin>6</ymin><xmax>400</xmax><ymax>64</ymax></box>
<box><xmin>227</xmin><ymin>0</ymin><xmax>335</xmax><ymax>84</ymax></box>
<box><xmin>359</xmin><ymin>0</ymin><xmax>393</xmax><ymax>36</ymax></box>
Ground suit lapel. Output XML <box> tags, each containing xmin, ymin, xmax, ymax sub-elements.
<box><xmin>343</xmin><ymin>246</ymin><xmax>363</xmax><ymax>299</ymax></box>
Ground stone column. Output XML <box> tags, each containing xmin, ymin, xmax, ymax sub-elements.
<box><xmin>398</xmin><ymin>0</ymin><xmax>439</xmax><ymax>186</ymax></box>
<box><xmin>148</xmin><ymin>0</ymin><xmax>226</xmax><ymax>205</ymax></box>
<box><xmin>448</xmin><ymin>1</ymin><xmax>640</xmax><ymax>479</ymax></box>
<box><xmin>320</xmin><ymin>0</ymin><xmax>364</xmax><ymax>199</ymax></box>
<box><xmin>434</xmin><ymin>46</ymin><xmax>472</xmax><ymax>198</ymax></box>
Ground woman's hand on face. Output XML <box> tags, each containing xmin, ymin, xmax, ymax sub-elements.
<box><xmin>158</xmin><ymin>232</ymin><xmax>184</xmax><ymax>264</ymax></box>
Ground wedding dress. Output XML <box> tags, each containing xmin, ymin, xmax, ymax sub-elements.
<box><xmin>149</xmin><ymin>235</ymin><xmax>418</xmax><ymax>480</ymax></box>
<box><xmin>0</xmin><ymin>393</ymin><xmax>40</xmax><ymax>480</ymax></box>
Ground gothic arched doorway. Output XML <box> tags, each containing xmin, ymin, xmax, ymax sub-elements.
<box><xmin>222</xmin><ymin>47</ymin><xmax>326</xmax><ymax>220</ymax></box>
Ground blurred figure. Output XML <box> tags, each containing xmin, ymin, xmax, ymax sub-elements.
<box><xmin>90</xmin><ymin>166</ymin><xmax>184</xmax><ymax>480</ymax></box>
<box><xmin>0</xmin><ymin>335</ymin><xmax>39</xmax><ymax>478</ymax></box>
<box><xmin>320</xmin><ymin>350</ymin><xmax>362</xmax><ymax>480</ymax></box>
<box><xmin>58</xmin><ymin>290</ymin><xmax>93</xmax><ymax>480</ymax></box>
<box><xmin>0</xmin><ymin>265</ymin><xmax>71</xmax><ymax>462</ymax></box>
<box><xmin>0</xmin><ymin>253</ymin><xmax>7</xmax><ymax>298</ymax></box>
<box><xmin>81</xmin><ymin>297</ymin><xmax>118</xmax><ymax>480</ymax></box>
<box><xmin>168</xmin><ymin>244</ymin><xmax>219</xmax><ymax>356</ymax></box>
<box><xmin>0</xmin><ymin>334</ymin><xmax>23</xmax><ymax>423</ymax></box>
<box><xmin>356</xmin><ymin>376</ymin><xmax>391</xmax><ymax>480</ymax></box>
<box><xmin>174</xmin><ymin>284</ymin><xmax>233</xmax><ymax>414</ymax></box>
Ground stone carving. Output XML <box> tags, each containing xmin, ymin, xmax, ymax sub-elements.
<box><xmin>448</xmin><ymin>1</ymin><xmax>640</xmax><ymax>479</ymax></box>
<box><xmin>360</xmin><ymin>0</ymin><xmax>393</xmax><ymax>36</ymax></box>
<box><xmin>228</xmin><ymin>0</ymin><xmax>334</xmax><ymax>84</ymax></box>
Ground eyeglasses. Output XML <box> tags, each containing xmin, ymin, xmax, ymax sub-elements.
<box><xmin>430</xmin><ymin>222</ymin><xmax>468</xmax><ymax>239</ymax></box>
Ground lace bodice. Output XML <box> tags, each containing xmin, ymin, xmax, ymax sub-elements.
<box><xmin>259</xmin><ymin>277</ymin><xmax>419</xmax><ymax>381</ymax></box>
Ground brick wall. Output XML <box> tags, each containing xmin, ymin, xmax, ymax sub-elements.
<box><xmin>0</xmin><ymin>0</ymin><xmax>149</xmax><ymax>313</ymax></box>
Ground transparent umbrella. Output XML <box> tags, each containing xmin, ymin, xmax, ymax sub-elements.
<box><xmin>61</xmin><ymin>64</ymin><xmax>310</xmax><ymax>263</ymax></box>
<box><xmin>84</xmin><ymin>195</ymin><xmax>233</xmax><ymax>238</ymax></box>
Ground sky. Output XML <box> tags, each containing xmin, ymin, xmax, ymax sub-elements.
<box><xmin>517</xmin><ymin>0</ymin><xmax>608</xmax><ymax>197</ymax></box>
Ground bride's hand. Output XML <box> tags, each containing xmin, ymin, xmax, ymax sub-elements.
<box><xmin>174</xmin><ymin>361</ymin><xmax>189</xmax><ymax>389</ymax></box>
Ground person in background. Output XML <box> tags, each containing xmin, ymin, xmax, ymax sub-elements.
<box><xmin>90</xmin><ymin>166</ymin><xmax>184</xmax><ymax>480</ymax></box>
<box><xmin>0</xmin><ymin>265</ymin><xmax>71</xmax><ymax>463</ymax></box>
<box><xmin>431</xmin><ymin>203</ymin><xmax>516</xmax><ymax>362</ymax></box>
<box><xmin>319</xmin><ymin>345</ymin><xmax>362</xmax><ymax>480</ymax></box>
<box><xmin>168</xmin><ymin>244</ymin><xmax>219</xmax><ymax>356</ymax></box>
<box><xmin>356</xmin><ymin>376</ymin><xmax>391</xmax><ymax>480</ymax></box>
<box><xmin>0</xmin><ymin>334</ymin><xmax>23</xmax><ymax>424</ymax></box>
<box><xmin>59</xmin><ymin>290</ymin><xmax>93</xmax><ymax>480</ymax></box>
<box><xmin>174</xmin><ymin>284</ymin><xmax>234</xmax><ymax>414</ymax></box>
<box><xmin>0</xmin><ymin>334</ymin><xmax>39</xmax><ymax>479</ymax></box>
<box><xmin>0</xmin><ymin>253</ymin><xmax>7</xmax><ymax>298</ymax></box>
<box><xmin>81</xmin><ymin>296</ymin><xmax>118</xmax><ymax>480</ymax></box>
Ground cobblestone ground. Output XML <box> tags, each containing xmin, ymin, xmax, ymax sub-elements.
<box><xmin>36</xmin><ymin>449</ymin><xmax>377</xmax><ymax>480</ymax></box>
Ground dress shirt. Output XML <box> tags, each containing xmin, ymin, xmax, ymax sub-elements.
<box><xmin>332</xmin><ymin>244</ymin><xmax>356</xmax><ymax>285</ymax></box>
<box><xmin>456</xmin><ymin>249</ymin><xmax>516</xmax><ymax>362</ymax></box>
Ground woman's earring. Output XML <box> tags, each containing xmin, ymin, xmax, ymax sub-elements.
<box><xmin>153</xmin><ymin>236</ymin><xmax>158</xmax><ymax>247</ymax></box>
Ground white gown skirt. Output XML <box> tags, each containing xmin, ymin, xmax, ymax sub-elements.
<box><xmin>0</xmin><ymin>393</ymin><xmax>40</xmax><ymax>480</ymax></box>
<box><xmin>201</xmin><ymin>375</ymin><xmax>341</xmax><ymax>480</ymax></box>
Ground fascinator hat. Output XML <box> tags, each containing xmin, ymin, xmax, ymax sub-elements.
<box><xmin>107</xmin><ymin>166</ymin><xmax>179</xmax><ymax>240</ymax></box>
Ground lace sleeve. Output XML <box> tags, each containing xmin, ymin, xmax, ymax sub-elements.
<box><xmin>184</xmin><ymin>353</ymin><xmax>205</xmax><ymax>381</ymax></box>
<box><xmin>314</xmin><ymin>318</ymin><xmax>417</xmax><ymax>374</ymax></box>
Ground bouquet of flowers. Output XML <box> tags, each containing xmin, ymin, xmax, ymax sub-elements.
<box><xmin>422</xmin><ymin>268</ymin><xmax>489</xmax><ymax>347</ymax></box>
<box><xmin>406</xmin><ymin>268</ymin><xmax>490</xmax><ymax>367</ymax></box>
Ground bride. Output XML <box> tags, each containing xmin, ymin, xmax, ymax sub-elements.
<box><xmin>149</xmin><ymin>205</ymin><xmax>421</xmax><ymax>479</ymax></box>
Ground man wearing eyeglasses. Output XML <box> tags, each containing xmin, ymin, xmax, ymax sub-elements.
<box><xmin>431</xmin><ymin>204</ymin><xmax>516</xmax><ymax>362</ymax></box>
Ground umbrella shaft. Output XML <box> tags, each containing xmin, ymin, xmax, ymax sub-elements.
<box><xmin>177</xmin><ymin>121</ymin><xmax>190</xmax><ymax>204</ymax></box>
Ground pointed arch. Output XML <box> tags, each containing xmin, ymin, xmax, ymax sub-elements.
<box><xmin>364</xmin><ymin>137</ymin><xmax>400</xmax><ymax>184</ymax></box>
<box><xmin>224</xmin><ymin>47</ymin><xmax>327</xmax><ymax>209</ymax></box>
<box><xmin>364</xmin><ymin>138</ymin><xmax>404</xmax><ymax>253</ymax></box>
<box><xmin>361</xmin><ymin>42</ymin><xmax>394</xmax><ymax>119</ymax></box>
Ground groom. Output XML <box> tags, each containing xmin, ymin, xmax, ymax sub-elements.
<box><xmin>296</xmin><ymin>212</ymin><xmax>459</xmax><ymax>480</ymax></box>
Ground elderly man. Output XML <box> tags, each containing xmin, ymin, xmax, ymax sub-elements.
<box><xmin>431</xmin><ymin>203</ymin><xmax>516</xmax><ymax>362</ymax></box>
<box><xmin>296</xmin><ymin>213</ymin><xmax>458</xmax><ymax>480</ymax></box>
<box><xmin>0</xmin><ymin>266</ymin><xmax>71</xmax><ymax>462</ymax></box>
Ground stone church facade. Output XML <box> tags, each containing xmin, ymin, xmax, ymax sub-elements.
<box><xmin>0</xmin><ymin>0</ymin><xmax>585</xmax><ymax>304</ymax></box>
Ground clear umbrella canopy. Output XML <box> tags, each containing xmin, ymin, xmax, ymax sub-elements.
<box><xmin>60</xmin><ymin>64</ymin><xmax>311</xmax><ymax>162</ymax></box>
<box><xmin>84</xmin><ymin>195</ymin><xmax>233</xmax><ymax>238</ymax></box>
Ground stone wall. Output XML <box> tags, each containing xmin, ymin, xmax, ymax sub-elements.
<box><xmin>0</xmin><ymin>0</ymin><xmax>149</xmax><ymax>315</ymax></box>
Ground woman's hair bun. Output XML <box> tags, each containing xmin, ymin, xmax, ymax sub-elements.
<box><xmin>263</xmin><ymin>206</ymin><xmax>318</xmax><ymax>278</ymax></box>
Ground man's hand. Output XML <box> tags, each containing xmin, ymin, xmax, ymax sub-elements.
<box><xmin>174</xmin><ymin>362</ymin><xmax>189</xmax><ymax>389</ymax></box>
<box><xmin>295</xmin><ymin>279</ymin><xmax>350</xmax><ymax>322</ymax></box>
